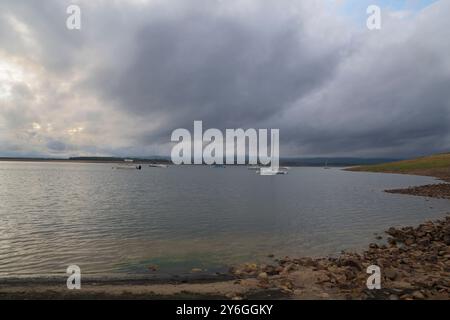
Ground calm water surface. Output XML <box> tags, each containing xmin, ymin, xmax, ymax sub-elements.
<box><xmin>0</xmin><ymin>162</ymin><xmax>449</xmax><ymax>279</ymax></box>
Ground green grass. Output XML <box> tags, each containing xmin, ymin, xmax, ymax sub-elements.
<box><xmin>350</xmin><ymin>153</ymin><xmax>450</xmax><ymax>173</ymax></box>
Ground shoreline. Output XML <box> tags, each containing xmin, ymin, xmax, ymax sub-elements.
<box><xmin>0</xmin><ymin>214</ymin><xmax>450</xmax><ymax>300</ymax></box>
<box><xmin>386</xmin><ymin>184</ymin><xmax>450</xmax><ymax>200</ymax></box>
<box><xmin>1</xmin><ymin>168</ymin><xmax>449</xmax><ymax>300</ymax></box>
<box><xmin>1</xmin><ymin>214</ymin><xmax>448</xmax><ymax>300</ymax></box>
<box><xmin>0</xmin><ymin>159</ymin><xmax>171</xmax><ymax>165</ymax></box>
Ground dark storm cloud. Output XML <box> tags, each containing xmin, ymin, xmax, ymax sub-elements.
<box><xmin>112</xmin><ymin>26</ymin><xmax>334</xmax><ymax>123</ymax></box>
<box><xmin>87</xmin><ymin>0</ymin><xmax>347</xmax><ymax>145</ymax></box>
<box><xmin>275</xmin><ymin>2</ymin><xmax>450</xmax><ymax>157</ymax></box>
<box><xmin>0</xmin><ymin>0</ymin><xmax>449</xmax><ymax>157</ymax></box>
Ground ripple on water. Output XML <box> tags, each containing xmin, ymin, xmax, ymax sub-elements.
<box><xmin>0</xmin><ymin>163</ymin><xmax>449</xmax><ymax>278</ymax></box>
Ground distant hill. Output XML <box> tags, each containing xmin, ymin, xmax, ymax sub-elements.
<box><xmin>68</xmin><ymin>156</ymin><xmax>171</xmax><ymax>163</ymax></box>
<box><xmin>0</xmin><ymin>156</ymin><xmax>171</xmax><ymax>164</ymax></box>
<box><xmin>0</xmin><ymin>156</ymin><xmax>397</xmax><ymax>167</ymax></box>
<box><xmin>280</xmin><ymin>157</ymin><xmax>399</xmax><ymax>167</ymax></box>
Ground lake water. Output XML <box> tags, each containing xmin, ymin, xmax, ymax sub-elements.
<box><xmin>0</xmin><ymin>161</ymin><xmax>449</xmax><ymax>279</ymax></box>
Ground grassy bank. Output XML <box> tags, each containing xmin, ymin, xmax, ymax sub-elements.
<box><xmin>348</xmin><ymin>153</ymin><xmax>450</xmax><ymax>182</ymax></box>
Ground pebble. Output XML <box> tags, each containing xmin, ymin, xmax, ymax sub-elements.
<box><xmin>258</xmin><ymin>272</ymin><xmax>268</xmax><ymax>280</ymax></box>
<box><xmin>412</xmin><ymin>291</ymin><xmax>425</xmax><ymax>299</ymax></box>
<box><xmin>384</xmin><ymin>269</ymin><xmax>398</xmax><ymax>280</ymax></box>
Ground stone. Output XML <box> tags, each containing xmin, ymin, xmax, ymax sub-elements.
<box><xmin>444</xmin><ymin>236</ymin><xmax>450</xmax><ymax>245</ymax></box>
<box><xmin>316</xmin><ymin>273</ymin><xmax>330</xmax><ymax>283</ymax></box>
<box><xmin>418</xmin><ymin>239</ymin><xmax>430</xmax><ymax>247</ymax></box>
<box><xmin>244</xmin><ymin>263</ymin><xmax>258</xmax><ymax>273</ymax></box>
<box><xmin>412</xmin><ymin>291</ymin><xmax>425</xmax><ymax>299</ymax></box>
<box><xmin>342</xmin><ymin>258</ymin><xmax>362</xmax><ymax>271</ymax></box>
<box><xmin>148</xmin><ymin>265</ymin><xmax>158</xmax><ymax>271</ymax></box>
<box><xmin>258</xmin><ymin>272</ymin><xmax>268</xmax><ymax>280</ymax></box>
<box><xmin>262</xmin><ymin>265</ymin><xmax>278</xmax><ymax>276</ymax></box>
<box><xmin>388</xmin><ymin>238</ymin><xmax>397</xmax><ymax>246</ymax></box>
<box><xmin>293</xmin><ymin>289</ymin><xmax>304</xmax><ymax>296</ymax></box>
<box><xmin>230</xmin><ymin>267</ymin><xmax>243</xmax><ymax>276</ymax></box>
<box><xmin>392</xmin><ymin>281</ymin><xmax>414</xmax><ymax>290</ymax></box>
<box><xmin>299</xmin><ymin>257</ymin><xmax>317</xmax><ymax>267</ymax></box>
<box><xmin>384</xmin><ymin>269</ymin><xmax>398</xmax><ymax>280</ymax></box>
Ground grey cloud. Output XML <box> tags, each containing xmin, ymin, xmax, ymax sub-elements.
<box><xmin>46</xmin><ymin>139</ymin><xmax>67</xmax><ymax>152</ymax></box>
<box><xmin>0</xmin><ymin>0</ymin><xmax>449</xmax><ymax>157</ymax></box>
<box><xmin>276</xmin><ymin>2</ymin><xmax>450</xmax><ymax>157</ymax></box>
<box><xmin>89</xmin><ymin>1</ymin><xmax>345</xmax><ymax>140</ymax></box>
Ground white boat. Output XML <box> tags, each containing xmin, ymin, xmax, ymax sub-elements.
<box><xmin>258</xmin><ymin>167</ymin><xmax>288</xmax><ymax>175</ymax></box>
<box><xmin>258</xmin><ymin>131</ymin><xmax>288</xmax><ymax>176</ymax></box>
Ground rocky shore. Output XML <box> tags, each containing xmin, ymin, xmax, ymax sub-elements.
<box><xmin>1</xmin><ymin>216</ymin><xmax>449</xmax><ymax>300</ymax></box>
<box><xmin>386</xmin><ymin>183</ymin><xmax>450</xmax><ymax>200</ymax></box>
<box><xmin>228</xmin><ymin>216</ymin><xmax>450</xmax><ymax>300</ymax></box>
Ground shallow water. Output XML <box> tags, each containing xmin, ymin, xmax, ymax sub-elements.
<box><xmin>0</xmin><ymin>162</ymin><xmax>449</xmax><ymax>279</ymax></box>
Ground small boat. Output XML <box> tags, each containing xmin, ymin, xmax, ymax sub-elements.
<box><xmin>149</xmin><ymin>164</ymin><xmax>169</xmax><ymax>168</ymax></box>
<box><xmin>258</xmin><ymin>131</ymin><xmax>288</xmax><ymax>176</ymax></box>
<box><xmin>258</xmin><ymin>167</ymin><xmax>288</xmax><ymax>175</ymax></box>
<box><xmin>113</xmin><ymin>159</ymin><xmax>142</xmax><ymax>170</ymax></box>
<box><xmin>114</xmin><ymin>166</ymin><xmax>142</xmax><ymax>170</ymax></box>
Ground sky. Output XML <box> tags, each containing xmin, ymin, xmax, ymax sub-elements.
<box><xmin>338</xmin><ymin>0</ymin><xmax>438</xmax><ymax>14</ymax></box>
<box><xmin>0</xmin><ymin>0</ymin><xmax>449</xmax><ymax>158</ymax></box>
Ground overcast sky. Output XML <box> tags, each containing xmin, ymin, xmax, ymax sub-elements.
<box><xmin>0</xmin><ymin>0</ymin><xmax>449</xmax><ymax>158</ymax></box>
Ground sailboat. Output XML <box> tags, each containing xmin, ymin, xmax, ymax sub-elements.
<box><xmin>258</xmin><ymin>131</ymin><xmax>288</xmax><ymax>175</ymax></box>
